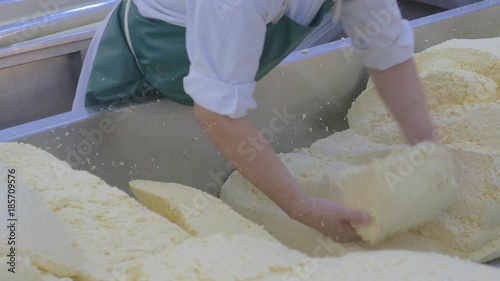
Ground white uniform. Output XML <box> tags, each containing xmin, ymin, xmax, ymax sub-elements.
<box><xmin>131</xmin><ymin>0</ymin><xmax>414</xmax><ymax>118</ymax></box>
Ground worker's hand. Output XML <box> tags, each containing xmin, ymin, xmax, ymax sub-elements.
<box><xmin>290</xmin><ymin>198</ymin><xmax>371</xmax><ymax>242</ymax></box>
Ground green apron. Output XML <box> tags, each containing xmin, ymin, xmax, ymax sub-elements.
<box><xmin>80</xmin><ymin>0</ymin><xmax>334</xmax><ymax>107</ymax></box>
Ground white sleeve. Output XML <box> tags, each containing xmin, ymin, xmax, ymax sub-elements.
<box><xmin>183</xmin><ymin>0</ymin><xmax>284</xmax><ymax>118</ymax></box>
<box><xmin>340</xmin><ymin>0</ymin><xmax>415</xmax><ymax>70</ymax></box>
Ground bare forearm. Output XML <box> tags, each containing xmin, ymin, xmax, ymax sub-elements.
<box><xmin>194</xmin><ymin>104</ymin><xmax>308</xmax><ymax>216</ymax></box>
<box><xmin>369</xmin><ymin>58</ymin><xmax>438</xmax><ymax>144</ymax></box>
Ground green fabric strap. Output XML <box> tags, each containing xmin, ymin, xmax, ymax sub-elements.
<box><xmin>256</xmin><ymin>1</ymin><xmax>334</xmax><ymax>80</ymax></box>
<box><xmin>85</xmin><ymin>0</ymin><xmax>334</xmax><ymax>107</ymax></box>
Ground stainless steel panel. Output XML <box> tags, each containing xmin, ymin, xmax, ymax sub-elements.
<box><xmin>0</xmin><ymin>0</ymin><xmax>85</xmax><ymax>25</ymax></box>
<box><xmin>0</xmin><ymin>26</ymin><xmax>93</xmax><ymax>69</ymax></box>
<box><xmin>295</xmin><ymin>13</ymin><xmax>344</xmax><ymax>50</ymax></box>
<box><xmin>0</xmin><ymin>53</ymin><xmax>80</xmax><ymax>129</ymax></box>
<box><xmin>0</xmin><ymin>0</ymin><xmax>118</xmax><ymax>47</ymax></box>
<box><xmin>413</xmin><ymin>0</ymin><xmax>484</xmax><ymax>9</ymax></box>
<box><xmin>0</xmin><ymin>26</ymin><xmax>94</xmax><ymax>130</ymax></box>
<box><xmin>0</xmin><ymin>0</ymin><xmax>111</xmax><ymax>128</ymax></box>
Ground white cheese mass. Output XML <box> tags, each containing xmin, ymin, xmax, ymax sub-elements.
<box><xmin>0</xmin><ymin>143</ymin><xmax>190</xmax><ymax>281</ymax></box>
<box><xmin>0</xmin><ymin>141</ymin><xmax>498</xmax><ymax>280</ymax></box>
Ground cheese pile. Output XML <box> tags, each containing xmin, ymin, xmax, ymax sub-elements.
<box><xmin>0</xmin><ymin>142</ymin><xmax>190</xmax><ymax>281</ymax></box>
<box><xmin>221</xmin><ymin>37</ymin><xmax>500</xmax><ymax>262</ymax></box>
<box><xmin>129</xmin><ymin>180</ymin><xmax>276</xmax><ymax>240</ymax></box>
<box><xmin>0</xmin><ymin>142</ymin><xmax>499</xmax><ymax>280</ymax></box>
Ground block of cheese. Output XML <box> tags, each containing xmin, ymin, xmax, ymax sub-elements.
<box><xmin>306</xmin><ymin>250</ymin><xmax>500</xmax><ymax>281</ymax></box>
<box><xmin>322</xmin><ymin>142</ymin><xmax>458</xmax><ymax>245</ymax></box>
<box><xmin>0</xmin><ymin>256</ymin><xmax>73</xmax><ymax>281</ymax></box>
<box><xmin>113</xmin><ymin>234</ymin><xmax>308</xmax><ymax>281</ymax></box>
<box><xmin>276</xmin><ymin>152</ymin><xmax>353</xmax><ymax>199</ymax></box>
<box><xmin>220</xmin><ymin>143</ymin><xmax>457</xmax><ymax>249</ymax></box>
<box><xmin>0</xmin><ymin>142</ymin><xmax>190</xmax><ymax>281</ymax></box>
<box><xmin>129</xmin><ymin>180</ymin><xmax>275</xmax><ymax>240</ymax></box>
<box><xmin>323</xmin><ymin>142</ymin><xmax>457</xmax><ymax>245</ymax></box>
<box><xmin>0</xmin><ymin>171</ymin><xmax>80</xmax><ymax>278</ymax></box>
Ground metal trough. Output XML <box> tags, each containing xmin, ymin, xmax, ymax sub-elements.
<box><xmin>0</xmin><ymin>0</ymin><xmax>499</xmax><ymax>267</ymax></box>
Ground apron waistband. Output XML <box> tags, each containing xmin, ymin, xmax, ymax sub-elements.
<box><xmin>332</xmin><ymin>0</ymin><xmax>343</xmax><ymax>22</ymax></box>
<box><xmin>272</xmin><ymin>0</ymin><xmax>290</xmax><ymax>24</ymax></box>
<box><xmin>271</xmin><ymin>0</ymin><xmax>342</xmax><ymax>24</ymax></box>
<box><xmin>123</xmin><ymin>0</ymin><xmax>145</xmax><ymax>75</ymax></box>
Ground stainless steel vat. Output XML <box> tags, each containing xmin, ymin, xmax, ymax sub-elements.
<box><xmin>0</xmin><ymin>0</ymin><xmax>499</xmax><ymax>267</ymax></box>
